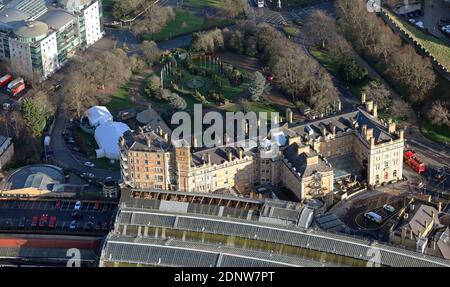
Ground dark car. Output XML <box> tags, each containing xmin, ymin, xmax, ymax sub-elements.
<box><xmin>71</xmin><ymin>211</ymin><xmax>83</xmax><ymax>219</ymax></box>
<box><xmin>18</xmin><ymin>217</ymin><xmax>26</xmax><ymax>228</ymax></box>
<box><xmin>84</xmin><ymin>222</ymin><xmax>94</xmax><ymax>231</ymax></box>
<box><xmin>101</xmin><ymin>222</ymin><xmax>109</xmax><ymax>231</ymax></box>
<box><xmin>95</xmin><ymin>222</ymin><xmax>102</xmax><ymax>231</ymax></box>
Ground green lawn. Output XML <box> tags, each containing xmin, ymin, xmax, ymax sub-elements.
<box><xmin>420</xmin><ymin>118</ymin><xmax>450</xmax><ymax>144</ymax></box>
<box><xmin>143</xmin><ymin>9</ymin><xmax>232</xmax><ymax>42</ymax></box>
<box><xmin>183</xmin><ymin>0</ymin><xmax>224</xmax><ymax>9</ymax></box>
<box><xmin>106</xmin><ymin>86</ymin><xmax>134</xmax><ymax>112</ymax></box>
<box><xmin>386</xmin><ymin>10</ymin><xmax>450</xmax><ymax>71</ymax></box>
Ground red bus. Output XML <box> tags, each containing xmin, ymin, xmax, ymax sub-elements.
<box><xmin>404</xmin><ymin>150</ymin><xmax>426</xmax><ymax>174</ymax></box>
<box><xmin>0</xmin><ymin>75</ymin><xmax>13</xmax><ymax>87</ymax></box>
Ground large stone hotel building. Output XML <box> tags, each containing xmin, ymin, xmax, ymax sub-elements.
<box><xmin>119</xmin><ymin>97</ymin><xmax>405</xmax><ymax>201</ymax></box>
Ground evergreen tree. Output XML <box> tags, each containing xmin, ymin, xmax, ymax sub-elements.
<box><xmin>21</xmin><ymin>98</ymin><xmax>48</xmax><ymax>137</ymax></box>
<box><xmin>249</xmin><ymin>71</ymin><xmax>270</xmax><ymax>102</ymax></box>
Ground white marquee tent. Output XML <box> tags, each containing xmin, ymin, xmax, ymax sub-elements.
<box><xmin>85</xmin><ymin>106</ymin><xmax>113</xmax><ymax>127</ymax></box>
<box><xmin>94</xmin><ymin>121</ymin><xmax>130</xmax><ymax>160</ymax></box>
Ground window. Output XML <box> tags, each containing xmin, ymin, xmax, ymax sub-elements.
<box><xmin>384</xmin><ymin>172</ymin><xmax>388</xmax><ymax>180</ymax></box>
<box><xmin>393</xmin><ymin>170</ymin><xmax>397</xmax><ymax>178</ymax></box>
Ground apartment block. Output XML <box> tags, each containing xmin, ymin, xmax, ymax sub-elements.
<box><xmin>0</xmin><ymin>0</ymin><xmax>103</xmax><ymax>80</ymax></box>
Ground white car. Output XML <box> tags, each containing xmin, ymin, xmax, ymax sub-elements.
<box><xmin>84</xmin><ymin>161</ymin><xmax>95</xmax><ymax>168</ymax></box>
<box><xmin>383</xmin><ymin>204</ymin><xmax>396</xmax><ymax>213</ymax></box>
<box><xmin>408</xmin><ymin>19</ymin><xmax>416</xmax><ymax>23</ymax></box>
<box><xmin>88</xmin><ymin>173</ymin><xmax>95</xmax><ymax>178</ymax></box>
<box><xmin>74</xmin><ymin>201</ymin><xmax>82</xmax><ymax>211</ymax></box>
<box><xmin>415</xmin><ymin>21</ymin><xmax>424</xmax><ymax>29</ymax></box>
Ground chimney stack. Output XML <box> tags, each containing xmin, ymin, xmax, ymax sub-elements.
<box><xmin>372</xmin><ymin>104</ymin><xmax>378</xmax><ymax>118</ymax></box>
<box><xmin>438</xmin><ymin>202</ymin><xmax>442</xmax><ymax>212</ymax></box>
<box><xmin>399</xmin><ymin>129</ymin><xmax>404</xmax><ymax>140</ymax></box>
<box><xmin>330</xmin><ymin>124</ymin><xmax>336</xmax><ymax>135</ymax></box>
<box><xmin>361</xmin><ymin>93</ymin><xmax>366</xmax><ymax>104</ymax></box>
<box><xmin>227</xmin><ymin>149</ymin><xmax>233</xmax><ymax>162</ymax></box>
<box><xmin>192</xmin><ymin>135</ymin><xmax>198</xmax><ymax>148</ymax></box>
<box><xmin>370</xmin><ymin>137</ymin><xmax>375</xmax><ymax>147</ymax></box>
<box><xmin>388</xmin><ymin>120</ymin><xmax>396</xmax><ymax>134</ymax></box>
<box><xmin>365</xmin><ymin>101</ymin><xmax>374</xmax><ymax>113</ymax></box>
<box><xmin>163</xmin><ymin>132</ymin><xmax>169</xmax><ymax>142</ymax></box>
<box><xmin>286</xmin><ymin>108</ymin><xmax>293</xmax><ymax>124</ymax></box>
<box><xmin>321</xmin><ymin>126</ymin><xmax>327</xmax><ymax>137</ymax></box>
<box><xmin>239</xmin><ymin>148</ymin><xmax>243</xmax><ymax>160</ymax></box>
<box><xmin>207</xmin><ymin>153</ymin><xmax>211</xmax><ymax>165</ymax></box>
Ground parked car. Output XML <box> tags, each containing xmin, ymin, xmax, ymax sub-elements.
<box><xmin>84</xmin><ymin>161</ymin><xmax>95</xmax><ymax>168</ymax></box>
<box><xmin>95</xmin><ymin>222</ymin><xmax>102</xmax><ymax>231</ymax></box>
<box><xmin>71</xmin><ymin>211</ymin><xmax>83</xmax><ymax>220</ymax></box>
<box><xmin>383</xmin><ymin>204</ymin><xmax>396</xmax><ymax>213</ymax></box>
<box><xmin>93</xmin><ymin>203</ymin><xmax>102</xmax><ymax>211</ymax></box>
<box><xmin>18</xmin><ymin>217</ymin><xmax>26</xmax><ymax>228</ymax></box>
<box><xmin>101</xmin><ymin>221</ymin><xmax>109</xmax><ymax>231</ymax></box>
<box><xmin>88</xmin><ymin>173</ymin><xmax>95</xmax><ymax>178</ymax></box>
<box><xmin>31</xmin><ymin>216</ymin><xmax>39</xmax><ymax>227</ymax></box>
<box><xmin>74</xmin><ymin>201</ymin><xmax>82</xmax><ymax>211</ymax></box>
<box><xmin>84</xmin><ymin>222</ymin><xmax>94</xmax><ymax>231</ymax></box>
<box><xmin>38</xmin><ymin>214</ymin><xmax>48</xmax><ymax>227</ymax></box>
<box><xmin>69</xmin><ymin>220</ymin><xmax>77</xmax><ymax>230</ymax></box>
<box><xmin>48</xmin><ymin>216</ymin><xmax>57</xmax><ymax>228</ymax></box>
<box><xmin>408</xmin><ymin>18</ymin><xmax>416</xmax><ymax>23</ymax></box>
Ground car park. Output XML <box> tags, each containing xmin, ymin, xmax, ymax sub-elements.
<box><xmin>74</xmin><ymin>201</ymin><xmax>82</xmax><ymax>210</ymax></box>
<box><xmin>84</xmin><ymin>162</ymin><xmax>95</xmax><ymax>168</ymax></box>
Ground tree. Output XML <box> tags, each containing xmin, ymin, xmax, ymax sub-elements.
<box><xmin>132</xmin><ymin>5</ymin><xmax>175</xmax><ymax>35</ymax></box>
<box><xmin>361</xmin><ymin>80</ymin><xmax>391</xmax><ymax>110</ymax></box>
<box><xmin>169</xmin><ymin>93</ymin><xmax>187</xmax><ymax>110</ymax></box>
<box><xmin>191</xmin><ymin>29</ymin><xmax>224</xmax><ymax>52</ymax></box>
<box><xmin>63</xmin><ymin>72</ymin><xmax>97</xmax><ymax>118</ymax></box>
<box><xmin>427</xmin><ymin>102</ymin><xmax>450</xmax><ymax>127</ymax></box>
<box><xmin>339</xmin><ymin>57</ymin><xmax>368</xmax><ymax>84</ymax></box>
<box><xmin>112</xmin><ymin>0</ymin><xmax>146</xmax><ymax>19</ymax></box>
<box><xmin>249</xmin><ymin>71</ymin><xmax>270</xmax><ymax>101</ymax></box>
<box><xmin>141</xmin><ymin>41</ymin><xmax>161</xmax><ymax>67</ymax></box>
<box><xmin>21</xmin><ymin>98</ymin><xmax>48</xmax><ymax>137</ymax></box>
<box><xmin>145</xmin><ymin>76</ymin><xmax>161</xmax><ymax>96</ymax></box>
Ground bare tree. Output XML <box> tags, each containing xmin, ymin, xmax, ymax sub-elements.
<box><xmin>427</xmin><ymin>101</ymin><xmax>450</xmax><ymax>127</ymax></box>
<box><xmin>141</xmin><ymin>40</ymin><xmax>161</xmax><ymax>67</ymax></box>
<box><xmin>132</xmin><ymin>5</ymin><xmax>175</xmax><ymax>35</ymax></box>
